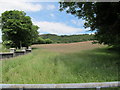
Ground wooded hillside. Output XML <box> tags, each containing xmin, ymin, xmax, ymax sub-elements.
<box><xmin>40</xmin><ymin>34</ymin><xmax>94</xmax><ymax>43</ymax></box>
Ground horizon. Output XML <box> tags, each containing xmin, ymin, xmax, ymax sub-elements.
<box><xmin>0</xmin><ymin>1</ymin><xmax>95</xmax><ymax>43</ymax></box>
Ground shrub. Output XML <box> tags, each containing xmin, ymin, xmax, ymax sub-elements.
<box><xmin>37</xmin><ymin>37</ymin><xmax>46</xmax><ymax>44</ymax></box>
<box><xmin>45</xmin><ymin>38</ymin><xmax>53</xmax><ymax>44</ymax></box>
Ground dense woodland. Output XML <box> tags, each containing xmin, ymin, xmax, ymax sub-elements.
<box><xmin>33</xmin><ymin>34</ymin><xmax>95</xmax><ymax>44</ymax></box>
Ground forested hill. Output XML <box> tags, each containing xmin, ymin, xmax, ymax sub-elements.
<box><xmin>40</xmin><ymin>34</ymin><xmax>94</xmax><ymax>43</ymax></box>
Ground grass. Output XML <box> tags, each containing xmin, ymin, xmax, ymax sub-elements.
<box><xmin>0</xmin><ymin>44</ymin><xmax>24</xmax><ymax>52</ymax></box>
<box><xmin>0</xmin><ymin>44</ymin><xmax>9</xmax><ymax>52</ymax></box>
<box><xmin>1</xmin><ymin>41</ymin><xmax>119</xmax><ymax>84</ymax></box>
<box><xmin>0</xmin><ymin>44</ymin><xmax>2</xmax><ymax>52</ymax></box>
<box><xmin>0</xmin><ymin>56</ymin><xmax>1</xmax><ymax>83</ymax></box>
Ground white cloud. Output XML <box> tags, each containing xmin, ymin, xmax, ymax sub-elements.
<box><xmin>33</xmin><ymin>21</ymin><xmax>85</xmax><ymax>35</ymax></box>
<box><xmin>71</xmin><ymin>20</ymin><xmax>77</xmax><ymax>24</ymax></box>
<box><xmin>0</xmin><ymin>0</ymin><xmax>60</xmax><ymax>2</ymax></box>
<box><xmin>0</xmin><ymin>1</ymin><xmax>42</xmax><ymax>14</ymax></box>
<box><xmin>46</xmin><ymin>5</ymin><xmax>55</xmax><ymax>10</ymax></box>
<box><xmin>50</xmin><ymin>13</ymin><xmax>55</xmax><ymax>17</ymax></box>
<box><xmin>71</xmin><ymin>19</ymin><xmax>85</xmax><ymax>26</ymax></box>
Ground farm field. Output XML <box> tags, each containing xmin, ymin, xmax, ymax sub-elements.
<box><xmin>1</xmin><ymin>41</ymin><xmax>119</xmax><ymax>84</ymax></box>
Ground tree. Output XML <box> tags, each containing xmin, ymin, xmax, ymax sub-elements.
<box><xmin>37</xmin><ymin>37</ymin><xmax>46</xmax><ymax>44</ymax></box>
<box><xmin>33</xmin><ymin>37</ymin><xmax>53</xmax><ymax>44</ymax></box>
<box><xmin>45</xmin><ymin>38</ymin><xmax>53</xmax><ymax>44</ymax></box>
<box><xmin>1</xmin><ymin>10</ymin><xmax>39</xmax><ymax>48</ymax></box>
<box><xmin>59</xmin><ymin>1</ymin><xmax>120</xmax><ymax>48</ymax></box>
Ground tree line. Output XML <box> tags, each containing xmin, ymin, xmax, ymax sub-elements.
<box><xmin>34</xmin><ymin>34</ymin><xmax>94</xmax><ymax>44</ymax></box>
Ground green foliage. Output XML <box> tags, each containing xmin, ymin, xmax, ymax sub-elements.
<box><xmin>59</xmin><ymin>2</ymin><xmax>120</xmax><ymax>47</ymax></box>
<box><xmin>1</xmin><ymin>10</ymin><xmax>39</xmax><ymax>48</ymax></box>
<box><xmin>45</xmin><ymin>38</ymin><xmax>53</xmax><ymax>44</ymax></box>
<box><xmin>0</xmin><ymin>44</ymin><xmax>2</xmax><ymax>52</ymax></box>
<box><xmin>36</xmin><ymin>37</ymin><xmax>46</xmax><ymax>44</ymax></box>
<box><xmin>40</xmin><ymin>34</ymin><xmax>94</xmax><ymax>43</ymax></box>
<box><xmin>33</xmin><ymin>37</ymin><xmax>53</xmax><ymax>44</ymax></box>
<box><xmin>0</xmin><ymin>43</ymin><xmax>9</xmax><ymax>52</ymax></box>
<box><xmin>2</xmin><ymin>40</ymin><xmax>14</xmax><ymax>48</ymax></box>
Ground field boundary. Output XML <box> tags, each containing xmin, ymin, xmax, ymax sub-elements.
<box><xmin>0</xmin><ymin>81</ymin><xmax>119</xmax><ymax>89</ymax></box>
<box><xmin>0</xmin><ymin>49</ymin><xmax>31</xmax><ymax>60</ymax></box>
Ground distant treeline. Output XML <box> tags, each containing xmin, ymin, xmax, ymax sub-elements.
<box><xmin>33</xmin><ymin>34</ymin><xmax>95</xmax><ymax>44</ymax></box>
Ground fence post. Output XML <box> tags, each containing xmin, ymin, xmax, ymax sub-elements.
<box><xmin>10</xmin><ymin>48</ymin><xmax>16</xmax><ymax>57</ymax></box>
<box><xmin>10</xmin><ymin>48</ymin><xmax>16</xmax><ymax>53</ymax></box>
<box><xmin>19</xmin><ymin>88</ymin><xmax>23</xmax><ymax>90</ymax></box>
<box><xmin>96</xmin><ymin>87</ymin><xmax>101</xmax><ymax>90</ymax></box>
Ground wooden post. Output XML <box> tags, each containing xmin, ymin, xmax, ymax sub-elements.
<box><xmin>10</xmin><ymin>48</ymin><xmax>16</xmax><ymax>53</ymax></box>
<box><xmin>96</xmin><ymin>87</ymin><xmax>101</xmax><ymax>90</ymax></box>
<box><xmin>10</xmin><ymin>48</ymin><xmax>16</xmax><ymax>57</ymax></box>
<box><xmin>19</xmin><ymin>88</ymin><xmax>23</xmax><ymax>90</ymax></box>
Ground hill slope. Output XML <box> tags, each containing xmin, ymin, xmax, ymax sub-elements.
<box><xmin>40</xmin><ymin>34</ymin><xmax>94</xmax><ymax>43</ymax></box>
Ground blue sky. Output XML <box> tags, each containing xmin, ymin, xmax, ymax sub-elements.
<box><xmin>0</xmin><ymin>0</ymin><xmax>94</xmax><ymax>42</ymax></box>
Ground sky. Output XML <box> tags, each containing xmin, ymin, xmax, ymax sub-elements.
<box><xmin>0</xmin><ymin>0</ymin><xmax>94</xmax><ymax>43</ymax></box>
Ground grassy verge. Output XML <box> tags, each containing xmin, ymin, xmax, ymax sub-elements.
<box><xmin>0</xmin><ymin>44</ymin><xmax>9</xmax><ymax>52</ymax></box>
<box><xmin>0</xmin><ymin>44</ymin><xmax>2</xmax><ymax>52</ymax></box>
<box><xmin>1</xmin><ymin>45</ymin><xmax>119</xmax><ymax>84</ymax></box>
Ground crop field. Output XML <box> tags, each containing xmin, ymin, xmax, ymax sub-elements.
<box><xmin>32</xmin><ymin>41</ymin><xmax>103</xmax><ymax>53</ymax></box>
<box><xmin>1</xmin><ymin>41</ymin><xmax>119</xmax><ymax>84</ymax></box>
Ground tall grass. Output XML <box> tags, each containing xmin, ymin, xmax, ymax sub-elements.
<box><xmin>0</xmin><ymin>44</ymin><xmax>9</xmax><ymax>52</ymax></box>
<box><xmin>0</xmin><ymin>44</ymin><xmax>2</xmax><ymax>52</ymax></box>
<box><xmin>1</xmin><ymin>46</ymin><xmax>119</xmax><ymax>84</ymax></box>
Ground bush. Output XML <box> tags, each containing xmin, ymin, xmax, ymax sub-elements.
<box><xmin>33</xmin><ymin>37</ymin><xmax>53</xmax><ymax>44</ymax></box>
<box><xmin>37</xmin><ymin>37</ymin><xmax>46</xmax><ymax>44</ymax></box>
<box><xmin>2</xmin><ymin>40</ymin><xmax>15</xmax><ymax>48</ymax></box>
<box><xmin>45</xmin><ymin>38</ymin><xmax>53</xmax><ymax>44</ymax></box>
<box><xmin>40</xmin><ymin>34</ymin><xmax>95</xmax><ymax>44</ymax></box>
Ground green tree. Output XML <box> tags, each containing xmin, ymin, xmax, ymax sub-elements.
<box><xmin>45</xmin><ymin>38</ymin><xmax>53</xmax><ymax>44</ymax></box>
<box><xmin>37</xmin><ymin>37</ymin><xmax>46</xmax><ymax>44</ymax></box>
<box><xmin>59</xmin><ymin>1</ymin><xmax>120</xmax><ymax>47</ymax></box>
<box><xmin>1</xmin><ymin>10</ymin><xmax>39</xmax><ymax>48</ymax></box>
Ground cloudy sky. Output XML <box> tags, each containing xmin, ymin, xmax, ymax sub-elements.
<box><xmin>0</xmin><ymin>0</ymin><xmax>94</xmax><ymax>42</ymax></box>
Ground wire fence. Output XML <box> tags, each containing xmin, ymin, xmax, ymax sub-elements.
<box><xmin>0</xmin><ymin>81</ymin><xmax>119</xmax><ymax>90</ymax></box>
